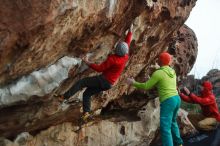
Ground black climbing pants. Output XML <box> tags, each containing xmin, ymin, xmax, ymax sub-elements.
<box><xmin>64</xmin><ymin>75</ymin><xmax>112</xmax><ymax>112</ymax></box>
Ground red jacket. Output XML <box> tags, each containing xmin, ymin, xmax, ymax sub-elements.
<box><xmin>89</xmin><ymin>32</ymin><xmax>132</xmax><ymax>85</ymax></box>
<box><xmin>180</xmin><ymin>90</ymin><xmax>220</xmax><ymax>122</ymax></box>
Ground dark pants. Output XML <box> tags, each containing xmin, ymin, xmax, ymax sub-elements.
<box><xmin>211</xmin><ymin>127</ymin><xmax>220</xmax><ymax>146</ymax></box>
<box><xmin>64</xmin><ymin>75</ymin><xmax>111</xmax><ymax>112</ymax></box>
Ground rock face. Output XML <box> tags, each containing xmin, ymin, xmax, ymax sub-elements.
<box><xmin>168</xmin><ymin>25</ymin><xmax>198</xmax><ymax>78</ymax></box>
<box><xmin>0</xmin><ymin>0</ymin><xmax>198</xmax><ymax>145</ymax></box>
<box><xmin>0</xmin><ymin>99</ymin><xmax>160</xmax><ymax>146</ymax></box>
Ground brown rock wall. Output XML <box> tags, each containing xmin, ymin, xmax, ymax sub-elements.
<box><xmin>0</xmin><ymin>0</ymin><xmax>198</xmax><ymax>141</ymax></box>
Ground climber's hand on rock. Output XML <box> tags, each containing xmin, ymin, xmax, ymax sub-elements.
<box><xmin>82</xmin><ymin>57</ymin><xmax>91</xmax><ymax>65</ymax></box>
<box><xmin>129</xmin><ymin>24</ymin><xmax>133</xmax><ymax>32</ymax></box>
<box><xmin>126</xmin><ymin>77</ymin><xmax>135</xmax><ymax>85</ymax></box>
<box><xmin>183</xmin><ymin>87</ymin><xmax>191</xmax><ymax>95</ymax></box>
<box><xmin>125</xmin><ymin>30</ymin><xmax>129</xmax><ymax>36</ymax></box>
<box><xmin>125</xmin><ymin>24</ymin><xmax>134</xmax><ymax>35</ymax></box>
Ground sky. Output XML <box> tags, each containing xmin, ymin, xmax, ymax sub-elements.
<box><xmin>185</xmin><ymin>0</ymin><xmax>220</xmax><ymax>78</ymax></box>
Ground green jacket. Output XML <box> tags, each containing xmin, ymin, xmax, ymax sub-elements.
<box><xmin>133</xmin><ymin>66</ymin><xmax>178</xmax><ymax>103</ymax></box>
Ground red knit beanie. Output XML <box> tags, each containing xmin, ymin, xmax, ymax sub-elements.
<box><xmin>202</xmin><ymin>81</ymin><xmax>213</xmax><ymax>90</ymax></box>
<box><xmin>159</xmin><ymin>52</ymin><xmax>171</xmax><ymax>66</ymax></box>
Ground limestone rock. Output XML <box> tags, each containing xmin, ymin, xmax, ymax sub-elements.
<box><xmin>2</xmin><ymin>99</ymin><xmax>160</xmax><ymax>146</ymax></box>
<box><xmin>168</xmin><ymin>25</ymin><xmax>198</xmax><ymax>78</ymax></box>
<box><xmin>0</xmin><ymin>0</ymin><xmax>198</xmax><ymax>144</ymax></box>
<box><xmin>178</xmin><ymin>108</ymin><xmax>198</xmax><ymax>136</ymax></box>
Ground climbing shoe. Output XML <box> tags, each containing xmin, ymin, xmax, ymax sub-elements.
<box><xmin>81</xmin><ymin>112</ymin><xmax>92</xmax><ymax>122</ymax></box>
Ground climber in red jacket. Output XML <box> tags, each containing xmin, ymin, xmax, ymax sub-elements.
<box><xmin>179</xmin><ymin>81</ymin><xmax>220</xmax><ymax>131</ymax></box>
<box><xmin>58</xmin><ymin>24</ymin><xmax>133</xmax><ymax>120</ymax></box>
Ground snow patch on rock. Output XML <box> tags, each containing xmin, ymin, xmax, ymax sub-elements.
<box><xmin>0</xmin><ymin>56</ymin><xmax>81</xmax><ymax>106</ymax></box>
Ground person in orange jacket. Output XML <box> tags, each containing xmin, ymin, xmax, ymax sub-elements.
<box><xmin>58</xmin><ymin>25</ymin><xmax>133</xmax><ymax>120</ymax></box>
<box><xmin>180</xmin><ymin>81</ymin><xmax>220</xmax><ymax>131</ymax></box>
